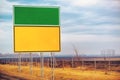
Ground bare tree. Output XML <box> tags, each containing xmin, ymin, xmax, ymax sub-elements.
<box><xmin>101</xmin><ymin>49</ymin><xmax>115</xmax><ymax>74</ymax></box>
<box><xmin>72</xmin><ymin>44</ymin><xmax>80</xmax><ymax>68</ymax></box>
<box><xmin>62</xmin><ymin>59</ymin><xmax>64</xmax><ymax>69</ymax></box>
<box><xmin>94</xmin><ymin>57</ymin><xmax>97</xmax><ymax>72</ymax></box>
<box><xmin>107</xmin><ymin>49</ymin><xmax>115</xmax><ymax>71</ymax></box>
<box><xmin>71</xmin><ymin>57</ymin><xmax>74</xmax><ymax>68</ymax></box>
<box><xmin>101</xmin><ymin>50</ymin><xmax>108</xmax><ymax>74</ymax></box>
<box><xmin>72</xmin><ymin>44</ymin><xmax>85</xmax><ymax>70</ymax></box>
<box><xmin>72</xmin><ymin>44</ymin><xmax>80</xmax><ymax>61</ymax></box>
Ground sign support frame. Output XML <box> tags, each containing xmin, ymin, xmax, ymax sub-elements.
<box><xmin>51</xmin><ymin>52</ymin><xmax>55</xmax><ymax>80</ymax></box>
<box><xmin>40</xmin><ymin>52</ymin><xmax>44</xmax><ymax>79</ymax></box>
<box><xmin>18</xmin><ymin>53</ymin><xmax>21</xmax><ymax>72</ymax></box>
<box><xmin>30</xmin><ymin>53</ymin><xmax>33</xmax><ymax>74</ymax></box>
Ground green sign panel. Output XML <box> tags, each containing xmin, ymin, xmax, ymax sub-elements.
<box><xmin>14</xmin><ymin>6</ymin><xmax>60</xmax><ymax>26</ymax></box>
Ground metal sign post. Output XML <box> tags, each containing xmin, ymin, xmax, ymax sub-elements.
<box><xmin>30</xmin><ymin>53</ymin><xmax>33</xmax><ymax>74</ymax></box>
<box><xmin>40</xmin><ymin>52</ymin><xmax>44</xmax><ymax>79</ymax></box>
<box><xmin>48</xmin><ymin>58</ymin><xmax>50</xmax><ymax>68</ymax></box>
<box><xmin>51</xmin><ymin>52</ymin><xmax>55</xmax><ymax>80</ymax></box>
<box><xmin>18</xmin><ymin>53</ymin><xmax>21</xmax><ymax>72</ymax></box>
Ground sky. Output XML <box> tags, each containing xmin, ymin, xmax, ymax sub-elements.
<box><xmin>0</xmin><ymin>0</ymin><xmax>120</xmax><ymax>56</ymax></box>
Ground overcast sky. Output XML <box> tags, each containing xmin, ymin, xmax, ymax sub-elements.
<box><xmin>0</xmin><ymin>0</ymin><xmax>120</xmax><ymax>56</ymax></box>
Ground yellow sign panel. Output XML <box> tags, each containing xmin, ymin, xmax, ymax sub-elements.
<box><xmin>14</xmin><ymin>27</ymin><xmax>60</xmax><ymax>52</ymax></box>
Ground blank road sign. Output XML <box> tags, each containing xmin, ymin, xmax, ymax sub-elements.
<box><xmin>13</xmin><ymin>6</ymin><xmax>60</xmax><ymax>52</ymax></box>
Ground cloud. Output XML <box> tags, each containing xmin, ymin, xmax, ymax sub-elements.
<box><xmin>0</xmin><ymin>0</ymin><xmax>120</xmax><ymax>55</ymax></box>
<box><xmin>0</xmin><ymin>0</ymin><xmax>19</xmax><ymax>14</ymax></box>
<box><xmin>61</xmin><ymin>18</ymin><xmax>120</xmax><ymax>36</ymax></box>
<box><xmin>56</xmin><ymin>0</ymin><xmax>120</xmax><ymax>15</ymax></box>
<box><xmin>0</xmin><ymin>0</ymin><xmax>51</xmax><ymax>15</ymax></box>
<box><xmin>0</xmin><ymin>21</ymin><xmax>13</xmax><ymax>53</ymax></box>
<box><xmin>0</xmin><ymin>21</ymin><xmax>12</xmax><ymax>31</ymax></box>
<box><xmin>62</xmin><ymin>33</ymin><xmax>120</xmax><ymax>43</ymax></box>
<box><xmin>57</xmin><ymin>0</ymin><xmax>99</xmax><ymax>7</ymax></box>
<box><xmin>100</xmin><ymin>0</ymin><xmax>120</xmax><ymax>12</ymax></box>
<box><xmin>0</xmin><ymin>21</ymin><xmax>12</xmax><ymax>39</ymax></box>
<box><xmin>60</xmin><ymin>33</ymin><xmax>120</xmax><ymax>56</ymax></box>
<box><xmin>58</xmin><ymin>0</ymin><xmax>120</xmax><ymax>9</ymax></box>
<box><xmin>59</xmin><ymin>1</ymin><xmax>120</xmax><ymax>32</ymax></box>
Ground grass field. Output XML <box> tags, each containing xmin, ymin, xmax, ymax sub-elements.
<box><xmin>0</xmin><ymin>64</ymin><xmax>120</xmax><ymax>80</ymax></box>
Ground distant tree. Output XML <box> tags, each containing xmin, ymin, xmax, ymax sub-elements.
<box><xmin>101</xmin><ymin>49</ymin><xmax>115</xmax><ymax>74</ymax></box>
<box><xmin>107</xmin><ymin>49</ymin><xmax>115</xmax><ymax>71</ymax></box>
<box><xmin>71</xmin><ymin>57</ymin><xmax>74</xmax><ymax>68</ymax></box>
<box><xmin>94</xmin><ymin>58</ymin><xmax>97</xmax><ymax>71</ymax></box>
<box><xmin>72</xmin><ymin>44</ymin><xmax>80</xmax><ymax>68</ymax></box>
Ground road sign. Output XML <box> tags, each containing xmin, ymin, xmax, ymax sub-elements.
<box><xmin>13</xmin><ymin>6</ymin><xmax>60</xmax><ymax>52</ymax></box>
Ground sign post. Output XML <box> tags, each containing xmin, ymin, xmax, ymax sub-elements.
<box><xmin>18</xmin><ymin>53</ymin><xmax>21</xmax><ymax>72</ymax></box>
<box><xmin>40</xmin><ymin>52</ymin><xmax>44</xmax><ymax>79</ymax></box>
<box><xmin>51</xmin><ymin>52</ymin><xmax>55</xmax><ymax>80</ymax></box>
<box><xmin>30</xmin><ymin>53</ymin><xmax>33</xmax><ymax>74</ymax></box>
<box><xmin>14</xmin><ymin>5</ymin><xmax>60</xmax><ymax>79</ymax></box>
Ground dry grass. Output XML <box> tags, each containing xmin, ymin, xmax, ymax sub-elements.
<box><xmin>0</xmin><ymin>64</ymin><xmax>120</xmax><ymax>80</ymax></box>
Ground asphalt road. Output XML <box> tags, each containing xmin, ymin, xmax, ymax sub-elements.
<box><xmin>0</xmin><ymin>72</ymin><xmax>26</xmax><ymax>80</ymax></box>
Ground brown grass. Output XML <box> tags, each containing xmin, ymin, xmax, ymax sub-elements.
<box><xmin>0</xmin><ymin>64</ymin><xmax>120</xmax><ymax>80</ymax></box>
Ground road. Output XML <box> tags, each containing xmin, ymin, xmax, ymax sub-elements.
<box><xmin>0</xmin><ymin>72</ymin><xmax>26</xmax><ymax>80</ymax></box>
